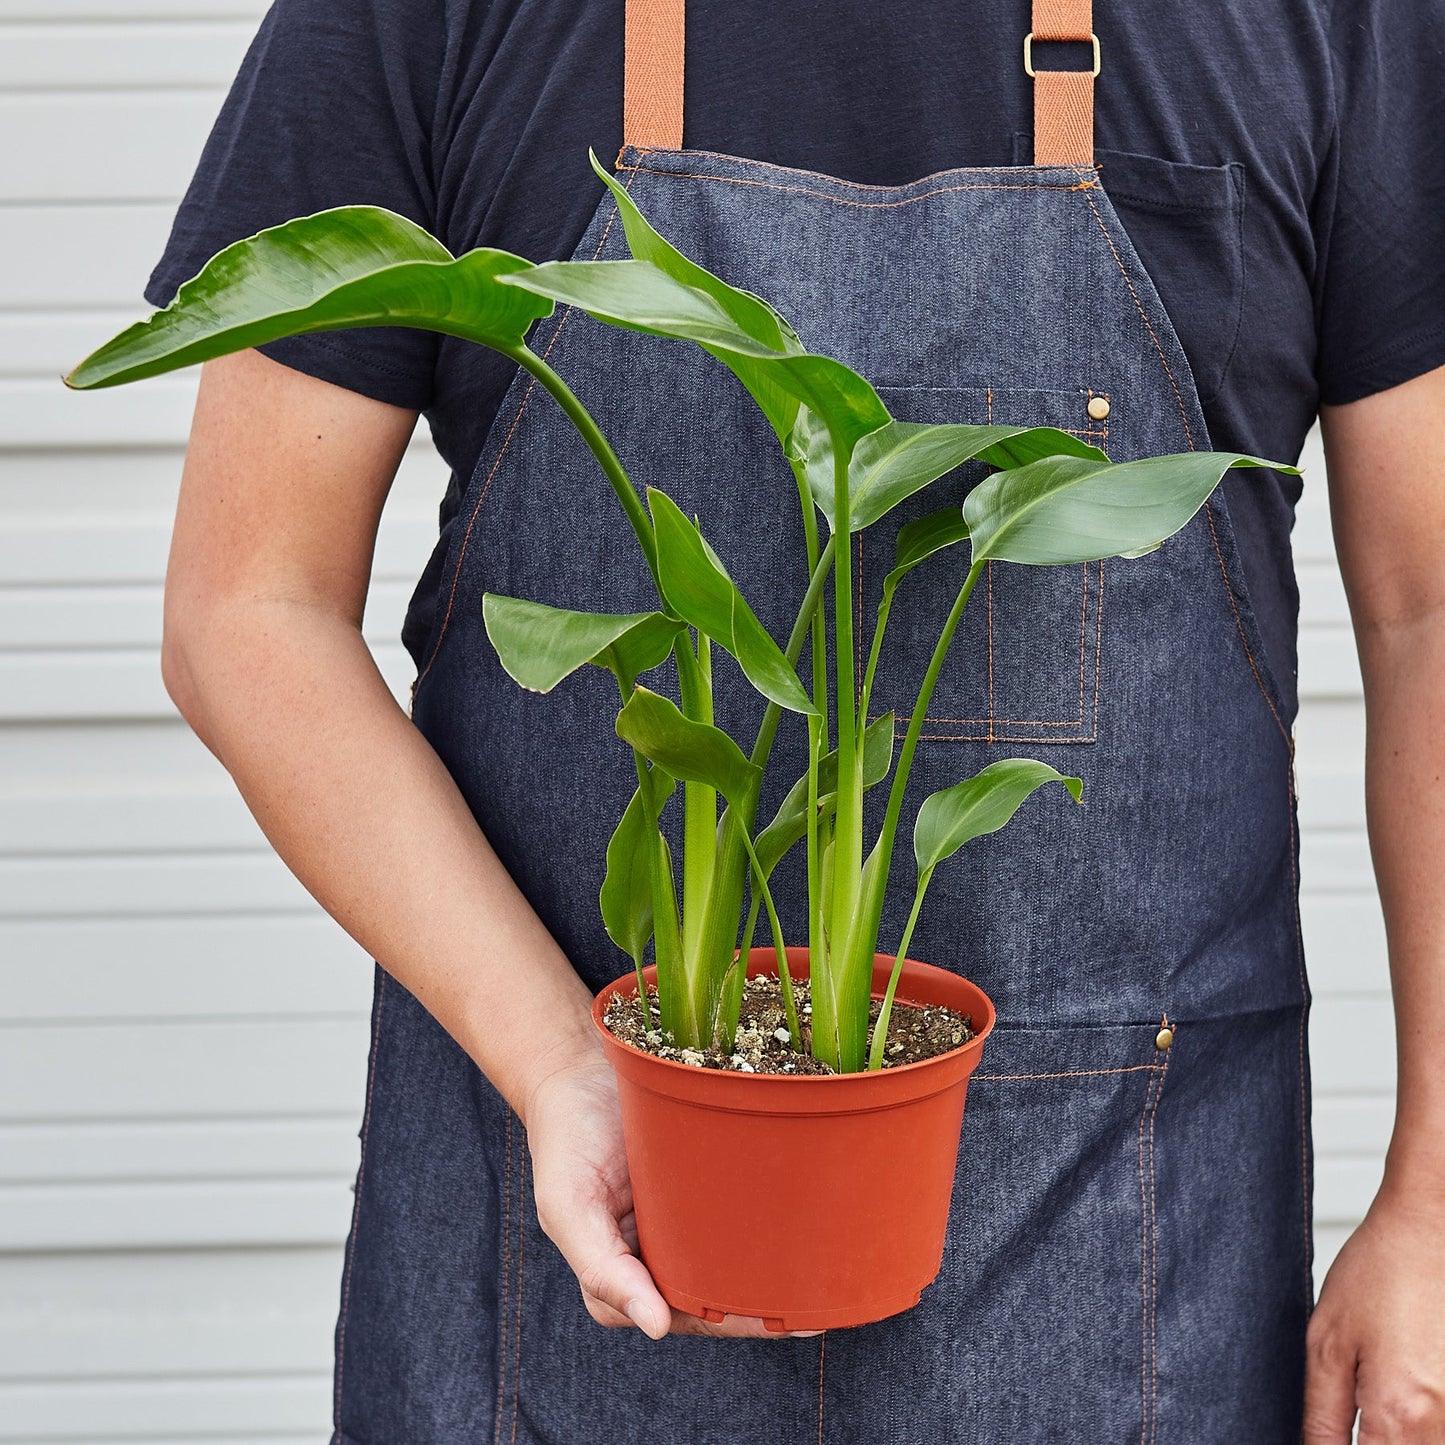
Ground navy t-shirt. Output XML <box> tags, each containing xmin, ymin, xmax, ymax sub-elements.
<box><xmin>145</xmin><ymin>0</ymin><xmax>1445</xmax><ymax>714</ymax></box>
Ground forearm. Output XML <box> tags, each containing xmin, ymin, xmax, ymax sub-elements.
<box><xmin>1358</xmin><ymin>610</ymin><xmax>1445</xmax><ymax>1196</ymax></box>
<box><xmin>164</xmin><ymin>596</ymin><xmax>598</xmax><ymax>1126</ymax></box>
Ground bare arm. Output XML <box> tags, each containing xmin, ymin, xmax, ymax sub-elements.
<box><xmin>163</xmin><ymin>347</ymin><xmax>598</xmax><ymax>1118</ymax></box>
<box><xmin>1303</xmin><ymin>362</ymin><xmax>1445</xmax><ymax>1439</ymax></box>
<box><xmin>164</xmin><ymin>349</ymin><xmax>796</xmax><ymax>1340</ymax></box>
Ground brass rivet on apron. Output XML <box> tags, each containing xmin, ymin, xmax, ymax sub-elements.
<box><xmin>1155</xmin><ymin>1025</ymin><xmax>1174</xmax><ymax>1050</ymax></box>
<box><xmin>1087</xmin><ymin>395</ymin><xmax>1111</xmax><ymax>421</ymax></box>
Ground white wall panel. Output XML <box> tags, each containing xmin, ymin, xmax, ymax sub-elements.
<box><xmin>0</xmin><ymin>7</ymin><xmax>1403</xmax><ymax>1440</ymax></box>
<box><xmin>0</xmin><ymin>93</ymin><xmax>223</xmax><ymax>201</ymax></box>
<box><xmin>0</xmin><ymin>22</ymin><xmax>256</xmax><ymax>89</ymax></box>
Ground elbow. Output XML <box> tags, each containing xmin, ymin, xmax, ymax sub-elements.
<box><xmin>160</xmin><ymin>618</ymin><xmax>205</xmax><ymax>735</ymax></box>
<box><xmin>160</xmin><ymin>595</ymin><xmax>224</xmax><ymax>752</ymax></box>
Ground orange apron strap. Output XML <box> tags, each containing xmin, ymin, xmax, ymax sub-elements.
<box><xmin>623</xmin><ymin>0</ymin><xmax>685</xmax><ymax>150</ymax></box>
<box><xmin>1028</xmin><ymin>0</ymin><xmax>1098</xmax><ymax>166</ymax></box>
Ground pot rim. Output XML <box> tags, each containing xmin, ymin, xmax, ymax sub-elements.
<box><xmin>590</xmin><ymin>945</ymin><xmax>997</xmax><ymax>1088</ymax></box>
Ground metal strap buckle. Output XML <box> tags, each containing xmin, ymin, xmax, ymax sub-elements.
<box><xmin>1022</xmin><ymin>31</ymin><xmax>1102</xmax><ymax>78</ymax></box>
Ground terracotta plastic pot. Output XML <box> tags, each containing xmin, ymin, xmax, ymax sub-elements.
<box><xmin>591</xmin><ymin>945</ymin><xmax>997</xmax><ymax>1332</ymax></box>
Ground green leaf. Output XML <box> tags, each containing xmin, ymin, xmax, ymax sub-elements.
<box><xmin>600</xmin><ymin>774</ymin><xmax>677</xmax><ymax>966</ymax></box>
<box><xmin>482</xmin><ymin>595</ymin><xmax>681</xmax><ymax>692</ymax></box>
<box><xmin>580</xmin><ymin>154</ymin><xmax>814</xmax><ymax>449</ymax></box>
<box><xmin>966</xmin><ymin>452</ymin><xmax>1302</xmax><ymax>567</ymax></box>
<box><xmin>648</xmin><ymin>490</ymin><xmax>816</xmax><ymax>715</ymax></box>
<box><xmin>65</xmin><ymin>207</ymin><xmax>552</xmax><ymax>389</ymax></box>
<box><xmin>616</xmin><ymin>687</ymin><xmax>760</xmax><ymax>807</ymax></box>
<box><xmin>586</xmin><ymin>150</ymin><xmax>796</xmax><ymax>354</ymax></box>
<box><xmin>501</xmin><ymin>258</ymin><xmax>779</xmax><ymax>353</ymax></box>
<box><xmin>811</xmin><ymin>420</ymin><xmax>1108</xmax><ymax>534</ymax></box>
<box><xmin>597</xmin><ymin>614</ymin><xmax>686</xmax><ymax>687</ymax></box>
<box><xmin>754</xmin><ymin>713</ymin><xmax>896</xmax><ymax>877</ymax></box>
<box><xmin>914</xmin><ymin>759</ymin><xmax>1083</xmax><ymax>876</ymax></box>
<box><xmin>884</xmin><ymin>507</ymin><xmax>973</xmax><ymax>593</ymax></box>
<box><xmin>499</xmin><ymin>258</ymin><xmax>890</xmax><ymax>455</ymax></box>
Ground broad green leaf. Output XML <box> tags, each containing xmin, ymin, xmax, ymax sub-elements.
<box><xmin>499</xmin><ymin>258</ymin><xmax>890</xmax><ymax>455</ymax></box>
<box><xmin>616</xmin><ymin>687</ymin><xmax>760</xmax><ymax>807</ymax></box>
<box><xmin>754</xmin><ymin>713</ymin><xmax>896</xmax><ymax>877</ymax></box>
<box><xmin>482</xmin><ymin>595</ymin><xmax>681</xmax><ymax>692</ymax></box>
<box><xmin>966</xmin><ymin>452</ymin><xmax>1301</xmax><ymax>567</ymax></box>
<box><xmin>586</xmin><ymin>152</ymin><xmax>811</xmax><ymax>447</ymax></box>
<box><xmin>811</xmin><ymin>420</ymin><xmax>1108</xmax><ymax>534</ymax></box>
<box><xmin>649</xmin><ymin>490</ymin><xmax>816</xmax><ymax>715</ymax></box>
<box><xmin>600</xmin><ymin>774</ymin><xmax>676</xmax><ymax>966</ymax></box>
<box><xmin>914</xmin><ymin>759</ymin><xmax>1083</xmax><ymax>876</ymax></box>
<box><xmin>596</xmin><ymin>614</ymin><xmax>687</xmax><ymax>687</ymax></box>
<box><xmin>588</xmin><ymin>150</ymin><xmax>793</xmax><ymax>351</ymax></box>
<box><xmin>65</xmin><ymin>207</ymin><xmax>552</xmax><ymax>389</ymax></box>
<box><xmin>884</xmin><ymin>507</ymin><xmax>973</xmax><ymax>593</ymax></box>
<box><xmin>501</xmin><ymin>258</ymin><xmax>780</xmax><ymax>353</ymax></box>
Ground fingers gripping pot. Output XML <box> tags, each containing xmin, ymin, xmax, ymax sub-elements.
<box><xmin>593</xmin><ymin>946</ymin><xmax>997</xmax><ymax>1333</ymax></box>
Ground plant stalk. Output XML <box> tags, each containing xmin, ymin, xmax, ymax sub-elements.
<box><xmin>855</xmin><ymin>560</ymin><xmax>986</xmax><ymax>992</ymax></box>
<box><xmin>827</xmin><ymin>439</ymin><xmax>863</xmax><ymax>971</ymax></box>
<box><xmin>692</xmin><ymin>535</ymin><xmax>837</xmax><ymax>1037</ymax></box>
<box><xmin>507</xmin><ymin>343</ymin><xmax>661</xmax><ymax>594</ymax></box>
<box><xmin>866</xmin><ymin>868</ymin><xmax>932</xmax><ymax>1070</ymax></box>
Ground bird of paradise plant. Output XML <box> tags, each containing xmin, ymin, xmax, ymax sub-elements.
<box><xmin>66</xmin><ymin>149</ymin><xmax>1297</xmax><ymax>1074</ymax></box>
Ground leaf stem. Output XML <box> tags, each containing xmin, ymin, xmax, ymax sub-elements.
<box><xmin>858</xmin><ymin>560</ymin><xmax>986</xmax><ymax>992</ymax></box>
<box><xmin>866</xmin><ymin>868</ymin><xmax>932</xmax><ymax>1070</ymax></box>
<box><xmin>827</xmin><ymin>438</ymin><xmax>862</xmax><ymax>988</ymax></box>
<box><xmin>506</xmin><ymin>343</ymin><xmax>660</xmax><ymax>593</ymax></box>
<box><xmin>692</xmin><ymin>534</ymin><xmax>837</xmax><ymax>1035</ymax></box>
<box><xmin>675</xmin><ymin>634</ymin><xmax>716</xmax><ymax>967</ymax></box>
<box><xmin>857</xmin><ymin>577</ymin><xmax>897</xmax><ymax>728</ymax></box>
<box><xmin>737</xmin><ymin>828</ymin><xmax>803</xmax><ymax>1051</ymax></box>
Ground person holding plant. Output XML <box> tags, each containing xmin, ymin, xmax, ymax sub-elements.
<box><xmin>95</xmin><ymin>0</ymin><xmax>1445</xmax><ymax>1440</ymax></box>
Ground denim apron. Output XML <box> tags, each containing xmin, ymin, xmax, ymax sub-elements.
<box><xmin>333</xmin><ymin>2</ymin><xmax>1314</xmax><ymax>1439</ymax></box>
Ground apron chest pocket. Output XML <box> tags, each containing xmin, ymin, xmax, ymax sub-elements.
<box><xmin>859</xmin><ymin>383</ymin><xmax>1108</xmax><ymax>747</ymax></box>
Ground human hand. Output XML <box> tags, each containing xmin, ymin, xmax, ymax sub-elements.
<box><xmin>524</xmin><ymin>1049</ymin><xmax>821</xmax><ymax>1341</ymax></box>
<box><xmin>1303</xmin><ymin>1182</ymin><xmax>1445</xmax><ymax>1441</ymax></box>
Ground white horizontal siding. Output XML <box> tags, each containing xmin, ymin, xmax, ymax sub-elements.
<box><xmin>1</xmin><ymin>10</ymin><xmax>412</xmax><ymax>1438</ymax></box>
<box><xmin>0</xmin><ymin>5</ymin><xmax>1393</xmax><ymax>1440</ymax></box>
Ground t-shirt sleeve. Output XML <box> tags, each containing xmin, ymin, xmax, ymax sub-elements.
<box><xmin>143</xmin><ymin>0</ymin><xmax>443</xmax><ymax>411</ymax></box>
<box><xmin>1314</xmin><ymin>0</ymin><xmax>1445</xmax><ymax>406</ymax></box>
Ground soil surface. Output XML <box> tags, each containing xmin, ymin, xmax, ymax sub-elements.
<box><xmin>602</xmin><ymin>973</ymin><xmax>974</xmax><ymax>1074</ymax></box>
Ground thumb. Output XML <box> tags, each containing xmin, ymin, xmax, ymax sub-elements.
<box><xmin>1301</xmin><ymin>1328</ymin><xmax>1359</xmax><ymax>1443</ymax></box>
<box><xmin>542</xmin><ymin>1194</ymin><xmax>672</xmax><ymax>1340</ymax></box>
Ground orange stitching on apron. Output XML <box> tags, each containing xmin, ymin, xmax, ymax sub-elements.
<box><xmin>856</xmin><ymin>397</ymin><xmax>1106</xmax><ymax>738</ymax></box>
<box><xmin>511</xmin><ymin>1144</ymin><xmax>527</xmax><ymax>1445</ymax></box>
<box><xmin>1147</xmin><ymin>1039</ymin><xmax>1171</xmax><ymax>1443</ymax></box>
<box><xmin>1091</xmin><ymin>557</ymin><xmax>1106</xmax><ymax>735</ymax></box>
<box><xmin>817</xmin><ymin>1330</ymin><xmax>826</xmax><ymax>1443</ymax></box>
<box><xmin>334</xmin><ymin>972</ymin><xmax>387</xmax><ymax>1435</ymax></box>
<box><xmin>974</xmin><ymin>1062</ymin><xmax>1165</xmax><ymax>1082</ymax></box>
<box><xmin>1202</xmin><ymin>502</ymin><xmax>1287</xmax><ymax>744</ymax></box>
<box><xmin>1077</xmin><ymin>186</ymin><xmax>1195</xmax><ymax>451</ymax></box>
<box><xmin>626</xmin><ymin>144</ymin><xmax>1100</xmax><ymax>189</ymax></box>
<box><xmin>1131</xmin><ymin>1029</ymin><xmax>1173</xmax><ymax>1445</ymax></box>
<box><xmin>1074</xmin><ymin>554</ymin><xmax>1089</xmax><ymax>722</ymax></box>
<box><xmin>618</xmin><ymin>163</ymin><xmax>1100</xmax><ymax>209</ymax></box>
<box><xmin>1137</xmin><ymin>1065</ymin><xmax>1152</xmax><ymax>1440</ymax></box>
<box><xmin>414</xmin><ymin>167</ymin><xmax>644</xmax><ymax>693</ymax></box>
<box><xmin>492</xmin><ymin>1108</ymin><xmax>514</xmax><ymax>1445</ymax></box>
<box><xmin>883</xmin><ymin>564</ymin><xmax>1096</xmax><ymax>729</ymax></box>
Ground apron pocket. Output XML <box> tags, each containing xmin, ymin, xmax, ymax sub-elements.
<box><xmin>860</xmin><ymin>384</ymin><xmax>1107</xmax><ymax>746</ymax></box>
<box><xmin>816</xmin><ymin>1016</ymin><xmax>1173</xmax><ymax>1441</ymax></box>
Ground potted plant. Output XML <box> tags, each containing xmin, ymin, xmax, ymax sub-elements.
<box><xmin>64</xmin><ymin>148</ymin><xmax>1297</xmax><ymax>1332</ymax></box>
